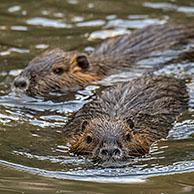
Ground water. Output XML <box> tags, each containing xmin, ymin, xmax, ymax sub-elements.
<box><xmin>0</xmin><ymin>0</ymin><xmax>194</xmax><ymax>193</ymax></box>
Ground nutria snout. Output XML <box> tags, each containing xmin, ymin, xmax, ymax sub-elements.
<box><xmin>12</xmin><ymin>24</ymin><xmax>194</xmax><ymax>97</ymax></box>
<box><xmin>65</xmin><ymin>75</ymin><xmax>188</xmax><ymax>166</ymax></box>
<box><xmin>12</xmin><ymin>76</ymin><xmax>29</xmax><ymax>93</ymax></box>
<box><xmin>14</xmin><ymin>78</ymin><xmax>28</xmax><ymax>89</ymax></box>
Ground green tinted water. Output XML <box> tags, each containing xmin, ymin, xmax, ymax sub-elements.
<box><xmin>0</xmin><ymin>0</ymin><xmax>194</xmax><ymax>193</ymax></box>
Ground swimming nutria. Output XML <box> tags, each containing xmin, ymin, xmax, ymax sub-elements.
<box><xmin>12</xmin><ymin>24</ymin><xmax>194</xmax><ymax>97</ymax></box>
<box><xmin>64</xmin><ymin>75</ymin><xmax>188</xmax><ymax>166</ymax></box>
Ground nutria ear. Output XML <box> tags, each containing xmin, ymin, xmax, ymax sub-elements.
<box><xmin>126</xmin><ymin>118</ymin><xmax>134</xmax><ymax>129</ymax></box>
<box><xmin>81</xmin><ymin>120</ymin><xmax>88</xmax><ymax>131</ymax></box>
<box><xmin>76</xmin><ymin>55</ymin><xmax>90</xmax><ymax>70</ymax></box>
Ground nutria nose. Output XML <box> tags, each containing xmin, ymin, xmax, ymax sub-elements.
<box><xmin>14</xmin><ymin>78</ymin><xmax>28</xmax><ymax>89</ymax></box>
<box><xmin>99</xmin><ymin>147</ymin><xmax>122</xmax><ymax>158</ymax></box>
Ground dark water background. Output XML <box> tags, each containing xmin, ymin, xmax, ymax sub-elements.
<box><xmin>0</xmin><ymin>0</ymin><xmax>194</xmax><ymax>193</ymax></box>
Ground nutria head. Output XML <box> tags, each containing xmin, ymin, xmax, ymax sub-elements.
<box><xmin>12</xmin><ymin>49</ymin><xmax>100</xmax><ymax>97</ymax></box>
<box><xmin>69</xmin><ymin>116</ymin><xmax>152</xmax><ymax>166</ymax></box>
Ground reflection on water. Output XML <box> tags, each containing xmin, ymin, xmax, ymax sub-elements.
<box><xmin>144</xmin><ymin>2</ymin><xmax>194</xmax><ymax>15</ymax></box>
<box><xmin>0</xmin><ymin>0</ymin><xmax>194</xmax><ymax>193</ymax></box>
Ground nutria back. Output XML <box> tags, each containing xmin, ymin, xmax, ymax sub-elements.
<box><xmin>65</xmin><ymin>75</ymin><xmax>188</xmax><ymax>165</ymax></box>
<box><xmin>12</xmin><ymin>24</ymin><xmax>194</xmax><ymax>97</ymax></box>
<box><xmin>92</xmin><ymin>24</ymin><xmax>194</xmax><ymax>57</ymax></box>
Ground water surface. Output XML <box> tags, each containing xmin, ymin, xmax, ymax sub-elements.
<box><xmin>0</xmin><ymin>0</ymin><xmax>194</xmax><ymax>193</ymax></box>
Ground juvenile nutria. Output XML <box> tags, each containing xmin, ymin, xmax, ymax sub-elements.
<box><xmin>12</xmin><ymin>24</ymin><xmax>194</xmax><ymax>97</ymax></box>
<box><xmin>64</xmin><ymin>75</ymin><xmax>188</xmax><ymax>166</ymax></box>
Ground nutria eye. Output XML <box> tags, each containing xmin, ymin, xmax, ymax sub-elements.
<box><xmin>126</xmin><ymin>133</ymin><xmax>132</xmax><ymax>142</ymax></box>
<box><xmin>53</xmin><ymin>67</ymin><xmax>64</xmax><ymax>75</ymax></box>
<box><xmin>86</xmin><ymin>135</ymin><xmax>93</xmax><ymax>144</ymax></box>
<box><xmin>126</xmin><ymin>118</ymin><xmax>134</xmax><ymax>129</ymax></box>
<box><xmin>81</xmin><ymin>120</ymin><xmax>88</xmax><ymax>131</ymax></box>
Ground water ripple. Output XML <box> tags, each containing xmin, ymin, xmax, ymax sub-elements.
<box><xmin>0</xmin><ymin>159</ymin><xmax>194</xmax><ymax>183</ymax></box>
<box><xmin>26</xmin><ymin>17</ymin><xmax>72</xmax><ymax>28</ymax></box>
<box><xmin>144</xmin><ymin>2</ymin><xmax>194</xmax><ymax>15</ymax></box>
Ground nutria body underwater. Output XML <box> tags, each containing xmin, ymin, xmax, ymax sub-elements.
<box><xmin>64</xmin><ymin>75</ymin><xmax>188</xmax><ymax>167</ymax></box>
<box><xmin>12</xmin><ymin>24</ymin><xmax>194</xmax><ymax>97</ymax></box>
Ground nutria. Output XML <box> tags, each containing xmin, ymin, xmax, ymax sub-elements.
<box><xmin>64</xmin><ymin>75</ymin><xmax>188</xmax><ymax>166</ymax></box>
<box><xmin>12</xmin><ymin>24</ymin><xmax>194</xmax><ymax>97</ymax></box>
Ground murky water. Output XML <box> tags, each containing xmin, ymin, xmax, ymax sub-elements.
<box><xmin>0</xmin><ymin>0</ymin><xmax>194</xmax><ymax>193</ymax></box>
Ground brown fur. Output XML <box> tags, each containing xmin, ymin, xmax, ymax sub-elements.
<box><xmin>12</xmin><ymin>24</ymin><xmax>194</xmax><ymax>97</ymax></box>
<box><xmin>64</xmin><ymin>75</ymin><xmax>188</xmax><ymax>165</ymax></box>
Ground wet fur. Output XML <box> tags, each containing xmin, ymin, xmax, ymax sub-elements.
<box><xmin>13</xmin><ymin>24</ymin><xmax>194</xmax><ymax>96</ymax></box>
<box><xmin>65</xmin><ymin>75</ymin><xmax>188</xmax><ymax>161</ymax></box>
